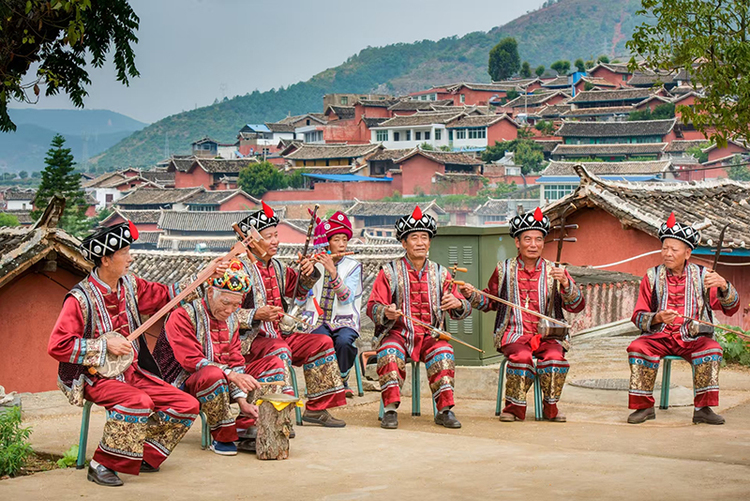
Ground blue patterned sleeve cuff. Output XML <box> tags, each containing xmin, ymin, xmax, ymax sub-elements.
<box><xmin>469</xmin><ymin>291</ymin><xmax>491</xmax><ymax>312</ymax></box>
<box><xmin>449</xmin><ymin>297</ymin><xmax>472</xmax><ymax>320</ymax></box>
<box><xmin>70</xmin><ymin>336</ymin><xmax>108</xmax><ymax>367</ymax></box>
<box><xmin>372</xmin><ymin>303</ymin><xmax>388</xmax><ymax>326</ymax></box>
<box><xmin>718</xmin><ymin>282</ymin><xmax>739</xmax><ymax>310</ymax></box>
<box><xmin>633</xmin><ymin>311</ymin><xmax>659</xmax><ymax>333</ymax></box>
<box><xmin>561</xmin><ymin>282</ymin><xmax>584</xmax><ymax>310</ymax></box>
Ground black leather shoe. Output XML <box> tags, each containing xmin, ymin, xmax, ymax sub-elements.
<box><xmin>87</xmin><ymin>463</ymin><xmax>123</xmax><ymax>487</ymax></box>
<box><xmin>693</xmin><ymin>407</ymin><xmax>725</xmax><ymax>425</ymax></box>
<box><xmin>381</xmin><ymin>411</ymin><xmax>398</xmax><ymax>429</ymax></box>
<box><xmin>139</xmin><ymin>461</ymin><xmax>160</xmax><ymax>473</ymax></box>
<box><xmin>434</xmin><ymin>410</ymin><xmax>462</xmax><ymax>429</ymax></box>
<box><xmin>627</xmin><ymin>407</ymin><xmax>656</xmax><ymax>424</ymax></box>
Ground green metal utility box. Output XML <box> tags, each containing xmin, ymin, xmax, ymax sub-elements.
<box><xmin>430</xmin><ymin>225</ymin><xmax>517</xmax><ymax>366</ymax></box>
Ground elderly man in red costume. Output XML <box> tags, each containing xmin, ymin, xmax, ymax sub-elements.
<box><xmin>460</xmin><ymin>208</ymin><xmax>585</xmax><ymax>423</ymax></box>
<box><xmin>48</xmin><ymin>222</ymin><xmax>202</xmax><ymax>487</ymax></box>
<box><xmin>154</xmin><ymin>262</ymin><xmax>287</xmax><ymax>455</ymax></box>
<box><xmin>627</xmin><ymin>213</ymin><xmax>740</xmax><ymax>425</ymax></box>
<box><xmin>367</xmin><ymin>206</ymin><xmax>471</xmax><ymax>430</ymax></box>
<box><xmin>232</xmin><ymin>202</ymin><xmax>347</xmax><ymax>428</ymax></box>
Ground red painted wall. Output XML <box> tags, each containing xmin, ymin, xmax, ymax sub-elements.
<box><xmin>487</xmin><ymin>119</ymin><xmax>519</xmax><ymax>144</ymax></box>
<box><xmin>399</xmin><ymin>156</ymin><xmax>445</xmax><ymax>195</ymax></box>
<box><xmin>175</xmin><ymin>167</ymin><xmax>211</xmax><ymax>189</ymax></box>
<box><xmin>323</xmin><ymin>119</ymin><xmax>369</xmax><ymax>144</ymax></box>
<box><xmin>277</xmin><ymin>223</ymin><xmax>307</xmax><ymax>244</ymax></box>
<box><xmin>219</xmin><ymin>195</ymin><xmax>257</xmax><ymax>211</ymax></box>
<box><xmin>0</xmin><ymin>268</ymin><xmax>84</xmax><ymax>393</ymax></box>
<box><xmin>262</xmin><ymin>181</ymin><xmax>395</xmax><ymax>202</ymax></box>
<box><xmin>708</xmin><ymin>142</ymin><xmax>747</xmax><ymax>163</ymax></box>
<box><xmin>540</xmin><ymin>207</ymin><xmax>748</xmax><ymax>329</ymax></box>
<box><xmin>589</xmin><ymin>67</ymin><xmax>630</xmax><ymax>87</ymax></box>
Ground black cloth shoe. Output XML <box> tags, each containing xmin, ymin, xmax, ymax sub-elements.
<box><xmin>87</xmin><ymin>463</ymin><xmax>123</xmax><ymax>487</ymax></box>
<box><xmin>381</xmin><ymin>410</ymin><xmax>398</xmax><ymax>429</ymax></box>
<box><xmin>302</xmin><ymin>409</ymin><xmax>346</xmax><ymax>428</ymax></box>
<box><xmin>237</xmin><ymin>438</ymin><xmax>256</xmax><ymax>453</ymax></box>
<box><xmin>627</xmin><ymin>407</ymin><xmax>656</xmax><ymax>424</ymax></box>
<box><xmin>693</xmin><ymin>407</ymin><xmax>725</xmax><ymax>425</ymax></box>
<box><xmin>139</xmin><ymin>461</ymin><xmax>160</xmax><ymax>473</ymax></box>
<box><xmin>289</xmin><ymin>426</ymin><xmax>296</xmax><ymax>439</ymax></box>
<box><xmin>434</xmin><ymin>410</ymin><xmax>462</xmax><ymax>429</ymax></box>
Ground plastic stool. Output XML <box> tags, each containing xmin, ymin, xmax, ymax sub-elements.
<box><xmin>495</xmin><ymin>357</ymin><xmax>543</xmax><ymax>421</ymax></box>
<box><xmin>353</xmin><ymin>351</ymin><xmax>365</xmax><ymax>397</ymax></box>
<box><xmin>378</xmin><ymin>361</ymin><xmax>438</xmax><ymax>419</ymax></box>
<box><xmin>659</xmin><ymin>355</ymin><xmax>695</xmax><ymax>409</ymax></box>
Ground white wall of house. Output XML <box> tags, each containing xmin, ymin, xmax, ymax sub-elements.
<box><xmin>217</xmin><ymin>145</ymin><xmax>239</xmax><ymax>159</ymax></box>
<box><xmin>538</xmin><ymin>182</ymin><xmax>578</xmax><ymax>206</ymax></box>
<box><xmin>449</xmin><ymin>127</ymin><xmax>489</xmax><ymax>149</ymax></box>
<box><xmin>296</xmin><ymin>125</ymin><xmax>324</xmax><ymax>144</ymax></box>
<box><xmin>6</xmin><ymin>199</ymin><xmax>33</xmax><ymax>210</ymax></box>
<box><xmin>89</xmin><ymin>188</ymin><xmax>123</xmax><ymax>210</ymax></box>
<box><xmin>371</xmin><ymin>125</ymin><xmax>450</xmax><ymax>149</ymax></box>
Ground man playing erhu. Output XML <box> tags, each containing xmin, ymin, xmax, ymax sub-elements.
<box><xmin>461</xmin><ymin>208</ymin><xmax>585</xmax><ymax>423</ymax></box>
<box><xmin>627</xmin><ymin>213</ymin><xmax>740</xmax><ymax>425</ymax></box>
<box><xmin>367</xmin><ymin>206</ymin><xmax>471</xmax><ymax>430</ymax></box>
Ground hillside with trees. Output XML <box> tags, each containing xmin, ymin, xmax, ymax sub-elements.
<box><xmin>92</xmin><ymin>0</ymin><xmax>641</xmax><ymax>171</ymax></box>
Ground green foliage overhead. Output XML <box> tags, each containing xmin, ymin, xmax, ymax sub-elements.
<box><xmin>597</xmin><ymin>55</ymin><xmax>610</xmax><ymax>64</ymax></box>
<box><xmin>685</xmin><ymin>145</ymin><xmax>708</xmax><ymax>163</ymax></box>
<box><xmin>488</xmin><ymin>37</ymin><xmax>521</xmax><ymax>81</ymax></box>
<box><xmin>535</xmin><ymin>65</ymin><xmax>546</xmax><ymax>77</ymax></box>
<box><xmin>237</xmin><ymin>161</ymin><xmax>288</xmax><ymax>198</ymax></box>
<box><xmin>627</xmin><ymin>102</ymin><xmax>675</xmax><ymax>121</ymax></box>
<box><xmin>0</xmin><ymin>406</ymin><xmax>33</xmax><ymax>477</ymax></box>
<box><xmin>627</xmin><ymin>0</ymin><xmax>750</xmax><ymax>146</ymax></box>
<box><xmin>0</xmin><ymin>213</ymin><xmax>20</xmax><ymax>227</ymax></box>
<box><xmin>91</xmin><ymin>0</ymin><xmax>642</xmax><ymax>170</ymax></box>
<box><xmin>0</xmin><ymin>0</ymin><xmax>140</xmax><ymax>132</ymax></box>
<box><xmin>535</xmin><ymin>120</ymin><xmax>556</xmax><ymax>136</ymax></box>
<box><xmin>574</xmin><ymin>58</ymin><xmax>586</xmax><ymax>72</ymax></box>
<box><xmin>482</xmin><ymin>139</ymin><xmax>545</xmax><ymax>175</ymax></box>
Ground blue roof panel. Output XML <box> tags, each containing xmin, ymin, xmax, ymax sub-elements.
<box><xmin>302</xmin><ymin>173</ymin><xmax>392</xmax><ymax>182</ymax></box>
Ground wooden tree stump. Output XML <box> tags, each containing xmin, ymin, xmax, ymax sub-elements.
<box><xmin>256</xmin><ymin>394</ymin><xmax>298</xmax><ymax>460</ymax></box>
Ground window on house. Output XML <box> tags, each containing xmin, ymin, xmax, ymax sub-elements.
<box><xmin>424</xmin><ymin>131</ymin><xmax>431</xmax><ymax>140</ymax></box>
<box><xmin>544</xmin><ymin>184</ymin><xmax>576</xmax><ymax>201</ymax></box>
<box><xmin>406</xmin><ymin>130</ymin><xmax>411</xmax><ymax>141</ymax></box>
<box><xmin>455</xmin><ymin>129</ymin><xmax>467</xmax><ymax>139</ymax></box>
<box><xmin>306</xmin><ymin>119</ymin><xmax>311</xmax><ymax>125</ymax></box>
<box><xmin>435</xmin><ymin>129</ymin><xmax>442</xmax><ymax>140</ymax></box>
<box><xmin>460</xmin><ymin>94</ymin><xmax>466</xmax><ymax>103</ymax></box>
<box><xmin>623</xmin><ymin>75</ymin><xmax>628</xmax><ymax>81</ymax></box>
<box><xmin>449</xmin><ymin>130</ymin><xmax>453</xmax><ymax>141</ymax></box>
<box><xmin>415</xmin><ymin>131</ymin><xmax>422</xmax><ymax>140</ymax></box>
<box><xmin>394</xmin><ymin>132</ymin><xmax>400</xmax><ymax>141</ymax></box>
<box><xmin>376</xmin><ymin>130</ymin><xmax>388</xmax><ymax>142</ymax></box>
<box><xmin>468</xmin><ymin>127</ymin><xmax>486</xmax><ymax>139</ymax></box>
<box><xmin>341</xmin><ymin>96</ymin><xmax>348</xmax><ymax>105</ymax></box>
<box><xmin>105</xmin><ymin>194</ymin><xmax>114</xmax><ymax>204</ymax></box>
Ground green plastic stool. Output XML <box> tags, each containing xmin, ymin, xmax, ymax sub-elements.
<box><xmin>287</xmin><ymin>360</ymin><xmax>304</xmax><ymax>426</ymax></box>
<box><xmin>77</xmin><ymin>401</ymin><xmax>212</xmax><ymax>468</ymax></box>
<box><xmin>495</xmin><ymin>357</ymin><xmax>543</xmax><ymax>421</ymax></box>
<box><xmin>378</xmin><ymin>361</ymin><xmax>438</xmax><ymax>420</ymax></box>
<box><xmin>353</xmin><ymin>352</ymin><xmax>364</xmax><ymax>397</ymax></box>
<box><xmin>659</xmin><ymin>355</ymin><xmax>696</xmax><ymax>409</ymax></box>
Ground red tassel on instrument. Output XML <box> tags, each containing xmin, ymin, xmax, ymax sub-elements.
<box><xmin>313</xmin><ymin>297</ymin><xmax>324</xmax><ymax>316</ymax></box>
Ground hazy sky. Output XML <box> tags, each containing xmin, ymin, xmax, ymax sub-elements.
<box><xmin>9</xmin><ymin>0</ymin><xmax>543</xmax><ymax>124</ymax></box>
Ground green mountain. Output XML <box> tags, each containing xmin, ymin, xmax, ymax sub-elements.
<box><xmin>0</xmin><ymin>109</ymin><xmax>147</xmax><ymax>173</ymax></box>
<box><xmin>93</xmin><ymin>0</ymin><xmax>642</xmax><ymax>170</ymax></box>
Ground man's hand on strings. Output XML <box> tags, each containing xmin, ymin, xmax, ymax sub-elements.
<box><xmin>458</xmin><ymin>282</ymin><xmax>475</xmax><ymax>299</ymax></box>
<box><xmin>298</xmin><ymin>253</ymin><xmax>315</xmax><ymax>276</ymax></box>
<box><xmin>654</xmin><ymin>309</ymin><xmax>680</xmax><ymax>325</ymax></box>
<box><xmin>441</xmin><ymin>294</ymin><xmax>462</xmax><ymax>311</ymax></box>
<box><xmin>384</xmin><ymin>303</ymin><xmax>401</xmax><ymax>320</ymax></box>
<box><xmin>704</xmin><ymin>271</ymin><xmax>728</xmax><ymax>291</ymax></box>
<box><xmin>255</xmin><ymin>305</ymin><xmax>283</xmax><ymax>322</ymax></box>
<box><xmin>549</xmin><ymin>267</ymin><xmax>570</xmax><ymax>288</ymax></box>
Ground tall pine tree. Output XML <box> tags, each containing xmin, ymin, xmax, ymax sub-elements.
<box><xmin>32</xmin><ymin>134</ymin><xmax>89</xmax><ymax>236</ymax></box>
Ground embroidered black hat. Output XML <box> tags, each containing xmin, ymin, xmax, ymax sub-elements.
<box><xmin>658</xmin><ymin>212</ymin><xmax>700</xmax><ymax>250</ymax></box>
<box><xmin>395</xmin><ymin>205</ymin><xmax>437</xmax><ymax>241</ymax></box>
<box><xmin>237</xmin><ymin>200</ymin><xmax>279</xmax><ymax>235</ymax></box>
<box><xmin>80</xmin><ymin>221</ymin><xmax>139</xmax><ymax>261</ymax></box>
<box><xmin>510</xmin><ymin>207</ymin><xmax>550</xmax><ymax>238</ymax></box>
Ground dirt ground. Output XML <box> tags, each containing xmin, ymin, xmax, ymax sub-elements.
<box><xmin>2</xmin><ymin>336</ymin><xmax>750</xmax><ymax>500</ymax></box>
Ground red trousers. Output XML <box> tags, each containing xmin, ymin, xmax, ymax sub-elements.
<box><xmin>245</xmin><ymin>333</ymin><xmax>346</xmax><ymax>412</ymax></box>
<box><xmin>501</xmin><ymin>335</ymin><xmax>569</xmax><ymax>420</ymax></box>
<box><xmin>377</xmin><ymin>332</ymin><xmax>456</xmax><ymax>411</ymax></box>
<box><xmin>627</xmin><ymin>332</ymin><xmax>722</xmax><ymax>409</ymax></box>
<box><xmin>183</xmin><ymin>355</ymin><xmax>286</xmax><ymax>442</ymax></box>
<box><xmin>84</xmin><ymin>368</ymin><xmax>199</xmax><ymax>475</ymax></box>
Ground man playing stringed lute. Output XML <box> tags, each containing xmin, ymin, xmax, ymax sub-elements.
<box><xmin>460</xmin><ymin>207</ymin><xmax>585</xmax><ymax>423</ymax></box>
<box><xmin>48</xmin><ymin>222</ymin><xmax>222</xmax><ymax>486</ymax></box>
<box><xmin>627</xmin><ymin>213</ymin><xmax>740</xmax><ymax>425</ymax></box>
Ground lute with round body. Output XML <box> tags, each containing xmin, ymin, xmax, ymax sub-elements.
<box><xmin>89</xmin><ymin>227</ymin><xmax>265</xmax><ymax>378</ymax></box>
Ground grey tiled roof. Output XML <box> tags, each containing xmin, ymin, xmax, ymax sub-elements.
<box><xmin>284</xmin><ymin>143</ymin><xmax>381</xmax><ymax>160</ymax></box>
<box><xmin>446</xmin><ymin>114</ymin><xmax>517</xmax><ymax>129</ymax></box>
<box><xmin>116</xmin><ymin>187</ymin><xmax>203</xmax><ymax>207</ymax></box>
<box><xmin>551</xmin><ymin>143</ymin><xmax>668</xmax><ymax>156</ymax></box>
<box><xmin>541</xmin><ymin>160</ymin><xmax>672</xmax><ymax>176</ymax></box>
<box><xmin>346</xmin><ymin>199</ymin><xmax>447</xmax><ymax>216</ymax></box>
<box><xmin>376</xmin><ymin>111</ymin><xmax>461</xmax><ymax>128</ymax></box>
<box><xmin>569</xmin><ymin>88</ymin><xmax>664</xmax><ymax>104</ymax></box>
<box><xmin>473</xmin><ymin>198</ymin><xmax>508</xmax><ymax>215</ymax></box>
<box><xmin>556</xmin><ymin>119</ymin><xmax>676</xmax><ymax>138</ymax></box>
<box><xmin>158</xmin><ymin>210</ymin><xmax>259</xmax><ymax>232</ymax></box>
<box><xmin>388</xmin><ymin>100</ymin><xmax>453</xmax><ymax>111</ymax></box>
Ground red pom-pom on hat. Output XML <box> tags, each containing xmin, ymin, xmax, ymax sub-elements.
<box><xmin>666</xmin><ymin>212</ymin><xmax>676</xmax><ymax>228</ymax></box>
<box><xmin>262</xmin><ymin>200</ymin><xmax>275</xmax><ymax>219</ymax></box>
<box><xmin>313</xmin><ymin>297</ymin><xmax>324</xmax><ymax>316</ymax></box>
<box><xmin>412</xmin><ymin>205</ymin><xmax>423</xmax><ymax>220</ymax></box>
<box><xmin>127</xmin><ymin>220</ymin><xmax>139</xmax><ymax>240</ymax></box>
<box><xmin>533</xmin><ymin>207</ymin><xmax>544</xmax><ymax>222</ymax></box>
